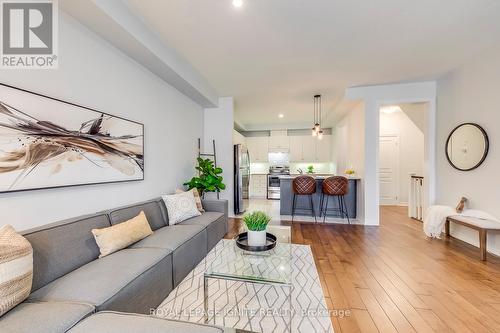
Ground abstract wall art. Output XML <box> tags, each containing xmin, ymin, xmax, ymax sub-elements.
<box><xmin>0</xmin><ymin>83</ymin><xmax>144</xmax><ymax>193</ymax></box>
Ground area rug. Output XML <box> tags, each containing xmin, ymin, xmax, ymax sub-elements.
<box><xmin>155</xmin><ymin>240</ymin><xmax>333</xmax><ymax>333</ymax></box>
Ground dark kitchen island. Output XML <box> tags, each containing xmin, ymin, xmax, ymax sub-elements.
<box><xmin>279</xmin><ymin>175</ymin><xmax>360</xmax><ymax>219</ymax></box>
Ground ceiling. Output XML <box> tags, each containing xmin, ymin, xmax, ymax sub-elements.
<box><xmin>126</xmin><ymin>0</ymin><xmax>500</xmax><ymax>130</ymax></box>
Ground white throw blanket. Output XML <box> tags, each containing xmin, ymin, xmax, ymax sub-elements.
<box><xmin>423</xmin><ymin>205</ymin><xmax>499</xmax><ymax>238</ymax></box>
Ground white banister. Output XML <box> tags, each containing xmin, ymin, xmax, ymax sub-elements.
<box><xmin>409</xmin><ymin>175</ymin><xmax>424</xmax><ymax>221</ymax></box>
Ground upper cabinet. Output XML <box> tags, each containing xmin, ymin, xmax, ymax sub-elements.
<box><xmin>289</xmin><ymin>135</ymin><xmax>331</xmax><ymax>162</ymax></box>
<box><xmin>246</xmin><ymin>134</ymin><xmax>331</xmax><ymax>163</ymax></box>
<box><xmin>315</xmin><ymin>136</ymin><xmax>332</xmax><ymax>162</ymax></box>
<box><xmin>246</xmin><ymin>137</ymin><xmax>269</xmax><ymax>162</ymax></box>
<box><xmin>268</xmin><ymin>135</ymin><xmax>290</xmax><ymax>150</ymax></box>
<box><xmin>289</xmin><ymin>136</ymin><xmax>303</xmax><ymax>161</ymax></box>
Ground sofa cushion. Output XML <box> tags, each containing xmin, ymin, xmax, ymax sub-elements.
<box><xmin>178</xmin><ymin>212</ymin><xmax>224</xmax><ymax>228</ymax></box>
<box><xmin>28</xmin><ymin>248</ymin><xmax>171</xmax><ymax>310</ymax></box>
<box><xmin>179</xmin><ymin>212</ymin><xmax>226</xmax><ymax>251</ymax></box>
<box><xmin>130</xmin><ymin>224</ymin><xmax>205</xmax><ymax>251</ymax></box>
<box><xmin>109</xmin><ymin>200</ymin><xmax>166</xmax><ymax>231</ymax></box>
<box><xmin>68</xmin><ymin>311</ymin><xmax>225</xmax><ymax>333</ymax></box>
<box><xmin>23</xmin><ymin>213</ymin><xmax>110</xmax><ymax>291</ymax></box>
<box><xmin>0</xmin><ymin>301</ymin><xmax>94</xmax><ymax>333</ymax></box>
<box><xmin>130</xmin><ymin>225</ymin><xmax>207</xmax><ymax>286</ymax></box>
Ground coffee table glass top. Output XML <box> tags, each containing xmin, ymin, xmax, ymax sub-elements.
<box><xmin>204</xmin><ymin>240</ymin><xmax>292</xmax><ymax>285</ymax></box>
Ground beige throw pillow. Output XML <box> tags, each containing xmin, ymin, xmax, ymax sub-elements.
<box><xmin>92</xmin><ymin>211</ymin><xmax>153</xmax><ymax>258</ymax></box>
<box><xmin>163</xmin><ymin>191</ymin><xmax>202</xmax><ymax>225</ymax></box>
<box><xmin>0</xmin><ymin>225</ymin><xmax>33</xmax><ymax>317</ymax></box>
<box><xmin>175</xmin><ymin>188</ymin><xmax>205</xmax><ymax>212</ymax></box>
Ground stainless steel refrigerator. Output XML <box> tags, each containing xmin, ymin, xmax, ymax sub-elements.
<box><xmin>234</xmin><ymin>144</ymin><xmax>250</xmax><ymax>215</ymax></box>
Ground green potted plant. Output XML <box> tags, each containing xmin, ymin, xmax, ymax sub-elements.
<box><xmin>307</xmin><ymin>165</ymin><xmax>314</xmax><ymax>174</ymax></box>
<box><xmin>184</xmin><ymin>157</ymin><xmax>226</xmax><ymax>196</ymax></box>
<box><xmin>243</xmin><ymin>211</ymin><xmax>271</xmax><ymax>246</ymax></box>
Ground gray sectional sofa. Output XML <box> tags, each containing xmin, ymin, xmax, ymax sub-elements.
<box><xmin>0</xmin><ymin>197</ymin><xmax>231</xmax><ymax>333</ymax></box>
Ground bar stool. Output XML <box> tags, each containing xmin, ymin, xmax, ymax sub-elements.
<box><xmin>320</xmin><ymin>176</ymin><xmax>350</xmax><ymax>224</ymax></box>
<box><xmin>292</xmin><ymin>175</ymin><xmax>317</xmax><ymax>223</ymax></box>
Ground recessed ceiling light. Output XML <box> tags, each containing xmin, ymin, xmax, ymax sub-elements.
<box><xmin>232</xmin><ymin>0</ymin><xmax>243</xmax><ymax>8</ymax></box>
<box><xmin>278</xmin><ymin>114</ymin><xmax>284</xmax><ymax>118</ymax></box>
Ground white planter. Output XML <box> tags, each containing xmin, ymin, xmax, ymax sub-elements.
<box><xmin>247</xmin><ymin>230</ymin><xmax>267</xmax><ymax>247</ymax></box>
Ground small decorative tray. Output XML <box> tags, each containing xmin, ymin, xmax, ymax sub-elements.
<box><xmin>235</xmin><ymin>232</ymin><xmax>277</xmax><ymax>252</ymax></box>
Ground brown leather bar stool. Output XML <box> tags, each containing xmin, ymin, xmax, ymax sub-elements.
<box><xmin>292</xmin><ymin>175</ymin><xmax>317</xmax><ymax>223</ymax></box>
<box><xmin>320</xmin><ymin>176</ymin><xmax>350</xmax><ymax>223</ymax></box>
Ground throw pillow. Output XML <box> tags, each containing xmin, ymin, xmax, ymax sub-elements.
<box><xmin>0</xmin><ymin>225</ymin><xmax>33</xmax><ymax>317</ymax></box>
<box><xmin>175</xmin><ymin>188</ymin><xmax>205</xmax><ymax>212</ymax></box>
<box><xmin>162</xmin><ymin>190</ymin><xmax>202</xmax><ymax>225</ymax></box>
<box><xmin>91</xmin><ymin>211</ymin><xmax>153</xmax><ymax>258</ymax></box>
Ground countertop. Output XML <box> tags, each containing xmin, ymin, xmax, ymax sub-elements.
<box><xmin>280</xmin><ymin>174</ymin><xmax>361</xmax><ymax>180</ymax></box>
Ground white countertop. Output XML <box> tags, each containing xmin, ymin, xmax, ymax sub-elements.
<box><xmin>280</xmin><ymin>174</ymin><xmax>361</xmax><ymax>180</ymax></box>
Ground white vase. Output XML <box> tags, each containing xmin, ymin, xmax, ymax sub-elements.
<box><xmin>247</xmin><ymin>230</ymin><xmax>267</xmax><ymax>247</ymax></box>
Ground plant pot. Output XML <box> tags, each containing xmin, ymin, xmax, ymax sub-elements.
<box><xmin>247</xmin><ymin>230</ymin><xmax>267</xmax><ymax>247</ymax></box>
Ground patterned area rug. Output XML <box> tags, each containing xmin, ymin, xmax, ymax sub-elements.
<box><xmin>155</xmin><ymin>240</ymin><xmax>333</xmax><ymax>333</ymax></box>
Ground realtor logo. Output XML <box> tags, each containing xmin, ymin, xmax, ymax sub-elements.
<box><xmin>1</xmin><ymin>0</ymin><xmax>58</xmax><ymax>68</ymax></box>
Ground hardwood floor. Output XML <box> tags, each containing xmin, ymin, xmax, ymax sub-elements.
<box><xmin>226</xmin><ymin>206</ymin><xmax>500</xmax><ymax>332</ymax></box>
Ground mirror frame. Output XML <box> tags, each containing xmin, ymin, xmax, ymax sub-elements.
<box><xmin>445</xmin><ymin>122</ymin><xmax>489</xmax><ymax>171</ymax></box>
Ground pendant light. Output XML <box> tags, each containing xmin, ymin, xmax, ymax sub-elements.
<box><xmin>311</xmin><ymin>94</ymin><xmax>322</xmax><ymax>138</ymax></box>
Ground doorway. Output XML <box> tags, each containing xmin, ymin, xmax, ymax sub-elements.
<box><xmin>378</xmin><ymin>103</ymin><xmax>426</xmax><ymax>209</ymax></box>
<box><xmin>379</xmin><ymin>136</ymin><xmax>399</xmax><ymax>205</ymax></box>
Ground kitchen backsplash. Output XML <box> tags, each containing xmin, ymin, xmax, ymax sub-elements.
<box><xmin>290</xmin><ymin>162</ymin><xmax>335</xmax><ymax>174</ymax></box>
<box><xmin>268</xmin><ymin>152</ymin><xmax>290</xmax><ymax>166</ymax></box>
<box><xmin>250</xmin><ymin>162</ymin><xmax>335</xmax><ymax>174</ymax></box>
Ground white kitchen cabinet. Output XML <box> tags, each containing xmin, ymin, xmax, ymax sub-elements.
<box><xmin>289</xmin><ymin>135</ymin><xmax>332</xmax><ymax>162</ymax></box>
<box><xmin>302</xmin><ymin>136</ymin><xmax>316</xmax><ymax>161</ymax></box>
<box><xmin>289</xmin><ymin>136</ymin><xmax>302</xmax><ymax>161</ymax></box>
<box><xmin>315</xmin><ymin>135</ymin><xmax>332</xmax><ymax>162</ymax></box>
<box><xmin>246</xmin><ymin>137</ymin><xmax>269</xmax><ymax>162</ymax></box>
<box><xmin>268</xmin><ymin>135</ymin><xmax>289</xmax><ymax>150</ymax></box>
<box><xmin>249</xmin><ymin>174</ymin><xmax>267</xmax><ymax>197</ymax></box>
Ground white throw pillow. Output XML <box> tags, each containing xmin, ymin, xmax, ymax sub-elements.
<box><xmin>163</xmin><ymin>191</ymin><xmax>202</xmax><ymax>225</ymax></box>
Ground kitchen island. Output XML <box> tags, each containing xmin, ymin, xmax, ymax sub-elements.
<box><xmin>280</xmin><ymin>175</ymin><xmax>360</xmax><ymax>219</ymax></box>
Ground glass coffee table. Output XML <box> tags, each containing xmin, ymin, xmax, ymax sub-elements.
<box><xmin>204</xmin><ymin>240</ymin><xmax>293</xmax><ymax>331</ymax></box>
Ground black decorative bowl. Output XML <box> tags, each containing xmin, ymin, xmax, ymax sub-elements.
<box><xmin>235</xmin><ymin>232</ymin><xmax>277</xmax><ymax>252</ymax></box>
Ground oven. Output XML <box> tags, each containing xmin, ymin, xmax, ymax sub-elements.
<box><xmin>267</xmin><ymin>175</ymin><xmax>281</xmax><ymax>199</ymax></box>
<box><xmin>267</xmin><ymin>166</ymin><xmax>290</xmax><ymax>200</ymax></box>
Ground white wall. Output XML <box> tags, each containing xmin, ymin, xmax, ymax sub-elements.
<box><xmin>333</xmin><ymin>104</ymin><xmax>365</xmax><ymax>176</ymax></box>
<box><xmin>0</xmin><ymin>12</ymin><xmax>203</xmax><ymax>231</ymax></box>
<box><xmin>233</xmin><ymin>130</ymin><xmax>245</xmax><ymax>145</ymax></box>
<box><xmin>333</xmin><ymin>104</ymin><xmax>365</xmax><ymax>222</ymax></box>
<box><xmin>380</xmin><ymin>108</ymin><xmax>425</xmax><ymax>205</ymax></box>
<box><xmin>437</xmin><ymin>47</ymin><xmax>500</xmax><ymax>254</ymax></box>
<box><xmin>204</xmin><ymin>97</ymin><xmax>235</xmax><ymax>216</ymax></box>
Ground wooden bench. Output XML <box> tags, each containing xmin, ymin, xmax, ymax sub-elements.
<box><xmin>445</xmin><ymin>216</ymin><xmax>500</xmax><ymax>261</ymax></box>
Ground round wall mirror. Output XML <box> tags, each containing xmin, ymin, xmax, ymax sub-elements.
<box><xmin>446</xmin><ymin>123</ymin><xmax>489</xmax><ymax>171</ymax></box>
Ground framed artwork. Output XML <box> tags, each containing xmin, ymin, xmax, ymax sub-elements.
<box><xmin>0</xmin><ymin>83</ymin><xmax>144</xmax><ymax>193</ymax></box>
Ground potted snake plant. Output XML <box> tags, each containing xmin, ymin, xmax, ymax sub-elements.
<box><xmin>243</xmin><ymin>211</ymin><xmax>271</xmax><ymax>246</ymax></box>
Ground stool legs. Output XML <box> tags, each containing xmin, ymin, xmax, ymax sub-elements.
<box><xmin>309</xmin><ymin>195</ymin><xmax>317</xmax><ymax>223</ymax></box>
<box><xmin>341</xmin><ymin>195</ymin><xmax>350</xmax><ymax>224</ymax></box>
<box><xmin>291</xmin><ymin>194</ymin><xmax>297</xmax><ymax>223</ymax></box>
<box><xmin>291</xmin><ymin>193</ymin><xmax>317</xmax><ymax>223</ymax></box>
<box><xmin>321</xmin><ymin>194</ymin><xmax>350</xmax><ymax>224</ymax></box>
<box><xmin>322</xmin><ymin>194</ymin><xmax>329</xmax><ymax>223</ymax></box>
